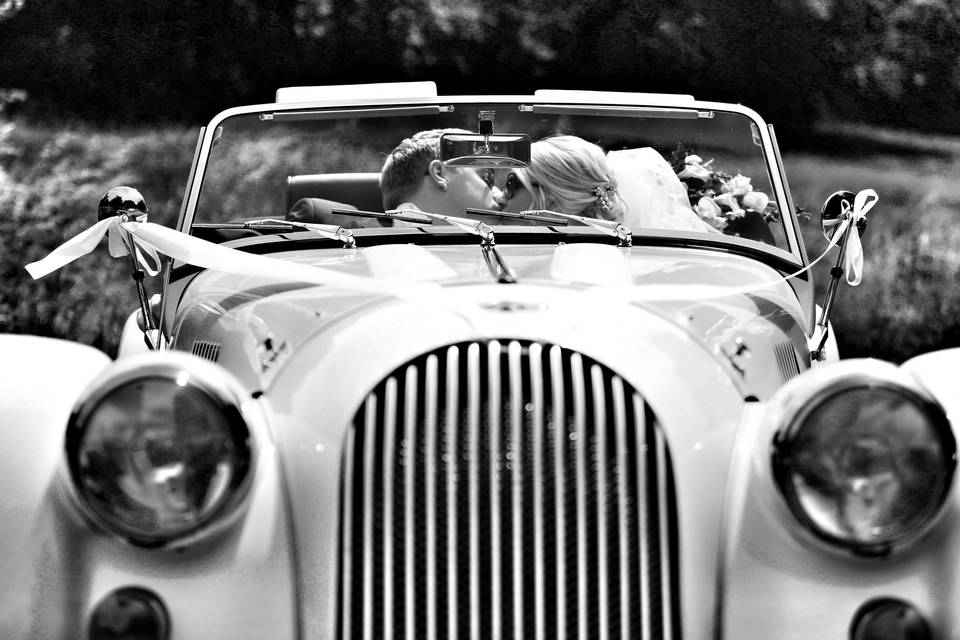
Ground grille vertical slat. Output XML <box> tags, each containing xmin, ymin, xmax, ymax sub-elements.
<box><xmin>507</xmin><ymin>341</ymin><xmax>524</xmax><ymax>640</ymax></box>
<box><xmin>362</xmin><ymin>394</ymin><xmax>378</xmax><ymax>640</ymax></box>
<box><xmin>444</xmin><ymin>347</ymin><xmax>459</xmax><ymax>640</ymax></box>
<box><xmin>383</xmin><ymin>377</ymin><xmax>399</xmax><ymax>640</ymax></box>
<box><xmin>634</xmin><ymin>393</ymin><xmax>652</xmax><ymax>637</ymax></box>
<box><xmin>656</xmin><ymin>425</ymin><xmax>674</xmax><ymax>640</ymax></box>
<box><xmin>466</xmin><ymin>343</ymin><xmax>482</xmax><ymax>640</ymax></box>
<box><xmin>487</xmin><ymin>342</ymin><xmax>504</xmax><ymax>640</ymax></box>
<box><xmin>402</xmin><ymin>368</ymin><xmax>417</xmax><ymax>640</ymax></box>
<box><xmin>548</xmin><ymin>345</ymin><xmax>567</xmax><ymax>640</ymax></box>
<box><xmin>612</xmin><ymin>376</ymin><xmax>631</xmax><ymax>640</ymax></box>
<box><xmin>591</xmin><ymin>365</ymin><xmax>610</xmax><ymax>640</ymax></box>
<box><xmin>340</xmin><ymin>340</ymin><xmax>679</xmax><ymax>640</ymax></box>
<box><xmin>339</xmin><ymin>426</ymin><xmax>356</xmax><ymax>640</ymax></box>
<box><xmin>569</xmin><ymin>353</ymin><xmax>588</xmax><ymax>640</ymax></box>
<box><xmin>424</xmin><ymin>356</ymin><xmax>439</xmax><ymax>640</ymax></box>
<box><xmin>529</xmin><ymin>343</ymin><xmax>546</xmax><ymax>640</ymax></box>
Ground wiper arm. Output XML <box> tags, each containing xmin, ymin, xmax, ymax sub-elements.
<box><xmin>244</xmin><ymin>218</ymin><xmax>356</xmax><ymax>248</ymax></box>
<box><xmin>328</xmin><ymin>207</ymin><xmax>518</xmax><ymax>284</ymax></box>
<box><xmin>522</xmin><ymin>209</ymin><xmax>633</xmax><ymax>247</ymax></box>
<box><xmin>394</xmin><ymin>209</ymin><xmax>516</xmax><ymax>284</ymax></box>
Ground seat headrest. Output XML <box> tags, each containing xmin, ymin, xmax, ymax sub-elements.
<box><xmin>287</xmin><ymin>198</ymin><xmax>369</xmax><ymax>228</ymax></box>
<box><xmin>286</xmin><ymin>172</ymin><xmax>383</xmax><ymax>212</ymax></box>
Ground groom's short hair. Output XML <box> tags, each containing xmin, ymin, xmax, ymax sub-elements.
<box><xmin>379</xmin><ymin>128</ymin><xmax>469</xmax><ymax>210</ymax></box>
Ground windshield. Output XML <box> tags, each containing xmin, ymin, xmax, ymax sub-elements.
<box><xmin>193</xmin><ymin>101</ymin><xmax>791</xmax><ymax>253</ymax></box>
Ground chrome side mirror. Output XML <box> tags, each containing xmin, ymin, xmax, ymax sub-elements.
<box><xmin>98</xmin><ymin>186</ymin><xmax>149</xmax><ymax>222</ymax></box>
<box><xmin>97</xmin><ymin>186</ymin><xmax>160</xmax><ymax>350</ymax></box>
<box><xmin>820</xmin><ymin>190</ymin><xmax>866</xmax><ymax>242</ymax></box>
<box><xmin>811</xmin><ymin>190</ymin><xmax>871</xmax><ymax>363</ymax></box>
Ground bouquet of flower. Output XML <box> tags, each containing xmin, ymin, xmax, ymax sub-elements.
<box><xmin>671</xmin><ymin>146</ymin><xmax>779</xmax><ymax>238</ymax></box>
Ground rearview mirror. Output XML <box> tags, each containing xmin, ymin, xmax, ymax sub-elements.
<box><xmin>440</xmin><ymin>133</ymin><xmax>530</xmax><ymax>168</ymax></box>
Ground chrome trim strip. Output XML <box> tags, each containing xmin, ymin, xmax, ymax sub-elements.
<box><xmin>508</xmin><ymin>341</ymin><xmax>524</xmax><ymax>640</ymax></box>
<box><xmin>488</xmin><ymin>341</ymin><xmax>503</xmax><ymax>640</ymax></box>
<box><xmin>612</xmin><ymin>377</ymin><xmax>630</xmax><ymax>640</ymax></box>
<box><xmin>467</xmin><ymin>343</ymin><xmax>481</xmax><ymax>640</ymax></box>
<box><xmin>570</xmin><ymin>352</ymin><xmax>588</xmax><ymax>640</ymax></box>
<box><xmin>403</xmin><ymin>367</ymin><xmax>418</xmax><ymax>640</ymax></box>
<box><xmin>549</xmin><ymin>345</ymin><xmax>567</xmax><ymax>640</ymax></box>
<box><xmin>591</xmin><ymin>365</ymin><xmax>609</xmax><ymax>640</ymax></box>
<box><xmin>340</xmin><ymin>425</ymin><xmax>356</xmax><ymax>640</ymax></box>
<box><xmin>657</xmin><ymin>425</ymin><xmax>673</xmax><ymax>640</ymax></box>
<box><xmin>424</xmin><ymin>355</ymin><xmax>439</xmax><ymax>640</ymax></box>
<box><xmin>383</xmin><ymin>377</ymin><xmax>398</xmax><ymax>639</ymax></box>
<box><xmin>529</xmin><ymin>343</ymin><xmax>546</xmax><ymax>640</ymax></box>
<box><xmin>635</xmin><ymin>393</ymin><xmax>651</xmax><ymax>636</ymax></box>
<box><xmin>362</xmin><ymin>394</ymin><xmax>378</xmax><ymax>640</ymax></box>
<box><xmin>445</xmin><ymin>346</ymin><xmax>459</xmax><ymax>640</ymax></box>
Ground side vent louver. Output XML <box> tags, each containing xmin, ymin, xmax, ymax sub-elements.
<box><xmin>191</xmin><ymin>340</ymin><xmax>221</xmax><ymax>362</ymax></box>
<box><xmin>774</xmin><ymin>340</ymin><xmax>800</xmax><ymax>383</ymax></box>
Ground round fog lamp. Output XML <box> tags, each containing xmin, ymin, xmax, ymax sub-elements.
<box><xmin>773</xmin><ymin>384</ymin><xmax>955</xmax><ymax>556</ymax></box>
<box><xmin>88</xmin><ymin>586</ymin><xmax>169</xmax><ymax>640</ymax></box>
<box><xmin>850</xmin><ymin>597</ymin><xmax>931</xmax><ymax>640</ymax></box>
<box><xmin>66</xmin><ymin>374</ymin><xmax>251</xmax><ymax>546</ymax></box>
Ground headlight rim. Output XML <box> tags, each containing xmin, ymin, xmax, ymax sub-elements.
<box><xmin>64</xmin><ymin>354</ymin><xmax>256</xmax><ymax>547</ymax></box>
<box><xmin>771</xmin><ymin>372</ymin><xmax>956</xmax><ymax>558</ymax></box>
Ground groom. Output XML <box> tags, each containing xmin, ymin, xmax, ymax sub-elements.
<box><xmin>379</xmin><ymin>128</ymin><xmax>503</xmax><ymax>217</ymax></box>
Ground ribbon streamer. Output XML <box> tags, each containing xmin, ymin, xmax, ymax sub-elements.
<box><xmin>25</xmin><ymin>217</ymin><xmax>396</xmax><ymax>292</ymax></box>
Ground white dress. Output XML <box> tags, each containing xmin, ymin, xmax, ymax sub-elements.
<box><xmin>605</xmin><ymin>148</ymin><xmax>715</xmax><ymax>233</ymax></box>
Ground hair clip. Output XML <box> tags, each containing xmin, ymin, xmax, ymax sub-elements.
<box><xmin>593</xmin><ymin>183</ymin><xmax>615</xmax><ymax>211</ymax></box>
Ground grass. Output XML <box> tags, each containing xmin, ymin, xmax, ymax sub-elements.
<box><xmin>2</xmin><ymin>117</ymin><xmax>959</xmax><ymax>362</ymax></box>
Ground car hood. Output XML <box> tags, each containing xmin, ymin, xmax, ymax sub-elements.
<box><xmin>172</xmin><ymin>242</ymin><xmax>810</xmax><ymax>401</ymax></box>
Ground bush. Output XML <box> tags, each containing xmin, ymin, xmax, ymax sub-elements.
<box><xmin>0</xmin><ymin>119</ymin><xmax>195</xmax><ymax>355</ymax></box>
<box><xmin>787</xmin><ymin>151</ymin><xmax>960</xmax><ymax>362</ymax></box>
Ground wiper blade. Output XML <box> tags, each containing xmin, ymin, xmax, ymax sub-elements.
<box><xmin>391</xmin><ymin>209</ymin><xmax>516</xmax><ymax>283</ymax></box>
<box><xmin>331</xmin><ymin>208</ymin><xmax>434</xmax><ymax>225</ymax></box>
<box><xmin>466</xmin><ymin>207</ymin><xmax>569</xmax><ymax>225</ymax></box>
<box><xmin>331</xmin><ymin>206</ymin><xmax>518</xmax><ymax>283</ymax></box>
<box><xmin>245</xmin><ymin>217</ymin><xmax>356</xmax><ymax>248</ymax></box>
<box><xmin>521</xmin><ymin>209</ymin><xmax>633</xmax><ymax>247</ymax></box>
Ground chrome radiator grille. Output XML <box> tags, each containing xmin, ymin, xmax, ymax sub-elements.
<box><xmin>338</xmin><ymin>340</ymin><xmax>679</xmax><ymax>640</ymax></box>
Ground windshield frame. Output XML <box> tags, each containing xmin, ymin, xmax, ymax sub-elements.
<box><xmin>176</xmin><ymin>93</ymin><xmax>806</xmax><ymax>267</ymax></box>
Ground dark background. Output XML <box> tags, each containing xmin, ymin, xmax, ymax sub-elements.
<box><xmin>3</xmin><ymin>0</ymin><xmax>956</xmax><ymax>137</ymax></box>
<box><xmin>2</xmin><ymin>0</ymin><xmax>960</xmax><ymax>362</ymax></box>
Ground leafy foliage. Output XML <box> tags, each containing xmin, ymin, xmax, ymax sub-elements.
<box><xmin>2</xmin><ymin>0</ymin><xmax>959</xmax><ymax>135</ymax></box>
<box><xmin>0</xmin><ymin>120</ymin><xmax>193</xmax><ymax>354</ymax></box>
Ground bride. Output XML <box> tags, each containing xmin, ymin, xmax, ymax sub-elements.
<box><xmin>500</xmin><ymin>135</ymin><xmax>714</xmax><ymax>233</ymax></box>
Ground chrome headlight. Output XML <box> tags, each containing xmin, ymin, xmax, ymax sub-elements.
<box><xmin>771</xmin><ymin>360</ymin><xmax>955</xmax><ymax>557</ymax></box>
<box><xmin>65</xmin><ymin>353</ymin><xmax>254</xmax><ymax>546</ymax></box>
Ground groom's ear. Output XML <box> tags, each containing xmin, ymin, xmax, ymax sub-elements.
<box><xmin>425</xmin><ymin>159</ymin><xmax>446</xmax><ymax>188</ymax></box>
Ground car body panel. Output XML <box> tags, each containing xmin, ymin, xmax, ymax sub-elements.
<box><xmin>6</xmin><ymin>85</ymin><xmax>953</xmax><ymax>639</ymax></box>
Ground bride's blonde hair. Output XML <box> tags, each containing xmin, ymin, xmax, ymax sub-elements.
<box><xmin>519</xmin><ymin>135</ymin><xmax>624</xmax><ymax>221</ymax></box>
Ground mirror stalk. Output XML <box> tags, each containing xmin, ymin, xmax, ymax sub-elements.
<box><xmin>118</xmin><ymin>229</ymin><xmax>160</xmax><ymax>351</ymax></box>
<box><xmin>811</xmin><ymin>219</ymin><xmax>852</xmax><ymax>362</ymax></box>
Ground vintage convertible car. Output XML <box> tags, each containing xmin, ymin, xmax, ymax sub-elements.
<box><xmin>2</xmin><ymin>82</ymin><xmax>956</xmax><ymax>639</ymax></box>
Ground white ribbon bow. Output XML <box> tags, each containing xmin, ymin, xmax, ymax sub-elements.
<box><xmin>820</xmin><ymin>188</ymin><xmax>876</xmax><ymax>286</ymax></box>
<box><xmin>25</xmin><ymin>217</ymin><xmax>392</xmax><ymax>292</ymax></box>
<box><xmin>25</xmin><ymin>217</ymin><xmax>158</xmax><ymax>279</ymax></box>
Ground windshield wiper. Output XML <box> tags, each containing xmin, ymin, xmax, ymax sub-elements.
<box><xmin>520</xmin><ymin>209</ymin><xmax>633</xmax><ymax>247</ymax></box>
<box><xmin>244</xmin><ymin>218</ymin><xmax>356</xmax><ymax>248</ymax></box>
<box><xmin>466</xmin><ymin>208</ymin><xmax>569</xmax><ymax>225</ymax></box>
<box><xmin>328</xmin><ymin>207</ymin><xmax>517</xmax><ymax>284</ymax></box>
<box><xmin>408</xmin><ymin>210</ymin><xmax>517</xmax><ymax>284</ymax></box>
